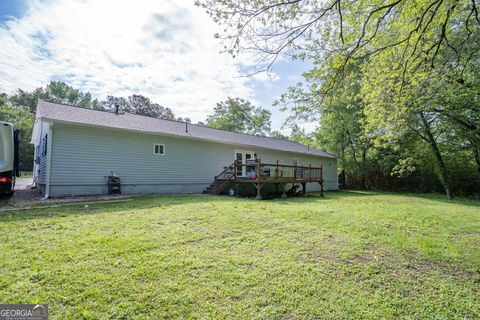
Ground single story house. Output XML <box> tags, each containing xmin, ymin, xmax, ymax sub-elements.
<box><xmin>32</xmin><ymin>100</ymin><xmax>338</xmax><ymax>198</ymax></box>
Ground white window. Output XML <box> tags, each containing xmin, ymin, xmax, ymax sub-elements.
<box><xmin>153</xmin><ymin>144</ymin><xmax>165</xmax><ymax>155</ymax></box>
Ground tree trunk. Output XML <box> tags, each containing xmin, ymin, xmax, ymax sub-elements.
<box><xmin>472</xmin><ymin>141</ymin><xmax>480</xmax><ymax>173</ymax></box>
<box><xmin>419</xmin><ymin>112</ymin><xmax>453</xmax><ymax>199</ymax></box>
<box><xmin>340</xmin><ymin>145</ymin><xmax>347</xmax><ymax>188</ymax></box>
<box><xmin>361</xmin><ymin>146</ymin><xmax>367</xmax><ymax>189</ymax></box>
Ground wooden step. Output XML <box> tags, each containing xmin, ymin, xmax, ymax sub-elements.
<box><xmin>203</xmin><ymin>179</ymin><xmax>232</xmax><ymax>195</ymax></box>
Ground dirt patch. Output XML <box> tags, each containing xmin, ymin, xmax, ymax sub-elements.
<box><xmin>0</xmin><ymin>178</ymin><xmax>42</xmax><ymax>207</ymax></box>
<box><xmin>296</xmin><ymin>238</ymin><xmax>478</xmax><ymax>283</ymax></box>
<box><xmin>345</xmin><ymin>244</ymin><xmax>478</xmax><ymax>282</ymax></box>
<box><xmin>0</xmin><ymin>180</ymin><xmax>135</xmax><ymax>212</ymax></box>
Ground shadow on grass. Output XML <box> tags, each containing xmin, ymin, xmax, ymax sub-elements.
<box><xmin>267</xmin><ymin>189</ymin><xmax>480</xmax><ymax>208</ymax></box>
<box><xmin>0</xmin><ymin>194</ymin><xmax>226</xmax><ymax>222</ymax></box>
<box><xmin>401</xmin><ymin>192</ymin><xmax>480</xmax><ymax>208</ymax></box>
<box><xmin>0</xmin><ymin>191</ymin><xmax>371</xmax><ymax>222</ymax></box>
<box><xmin>2</xmin><ymin>190</ymin><xmax>477</xmax><ymax>223</ymax></box>
<box><xmin>340</xmin><ymin>189</ymin><xmax>480</xmax><ymax>208</ymax></box>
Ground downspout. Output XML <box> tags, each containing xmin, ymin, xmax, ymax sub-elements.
<box><xmin>32</xmin><ymin>142</ymin><xmax>37</xmax><ymax>185</ymax></box>
<box><xmin>42</xmin><ymin>123</ymin><xmax>53</xmax><ymax>200</ymax></box>
<box><xmin>31</xmin><ymin>118</ymin><xmax>42</xmax><ymax>190</ymax></box>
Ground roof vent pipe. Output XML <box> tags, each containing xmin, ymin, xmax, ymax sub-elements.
<box><xmin>185</xmin><ymin>121</ymin><xmax>188</xmax><ymax>133</ymax></box>
<box><xmin>115</xmin><ymin>104</ymin><xmax>119</xmax><ymax>115</ymax></box>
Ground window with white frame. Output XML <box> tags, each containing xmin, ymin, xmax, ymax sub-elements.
<box><xmin>153</xmin><ymin>144</ymin><xmax>165</xmax><ymax>155</ymax></box>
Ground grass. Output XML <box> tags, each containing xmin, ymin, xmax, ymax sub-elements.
<box><xmin>19</xmin><ymin>171</ymin><xmax>33</xmax><ymax>178</ymax></box>
<box><xmin>0</xmin><ymin>191</ymin><xmax>479</xmax><ymax>319</ymax></box>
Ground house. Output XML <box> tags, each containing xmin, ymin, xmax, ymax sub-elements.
<box><xmin>31</xmin><ymin>100</ymin><xmax>338</xmax><ymax>198</ymax></box>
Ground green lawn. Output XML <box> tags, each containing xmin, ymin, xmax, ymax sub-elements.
<box><xmin>19</xmin><ymin>171</ymin><xmax>33</xmax><ymax>178</ymax></box>
<box><xmin>0</xmin><ymin>192</ymin><xmax>479</xmax><ymax>319</ymax></box>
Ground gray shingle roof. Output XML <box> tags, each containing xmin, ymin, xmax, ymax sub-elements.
<box><xmin>36</xmin><ymin>100</ymin><xmax>335</xmax><ymax>158</ymax></box>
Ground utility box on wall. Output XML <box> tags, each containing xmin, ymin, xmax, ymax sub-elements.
<box><xmin>107</xmin><ymin>175</ymin><xmax>121</xmax><ymax>194</ymax></box>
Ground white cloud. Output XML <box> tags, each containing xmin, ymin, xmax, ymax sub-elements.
<box><xmin>0</xmin><ymin>0</ymin><xmax>261</xmax><ymax>121</ymax></box>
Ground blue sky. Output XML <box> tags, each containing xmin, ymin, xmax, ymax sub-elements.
<box><xmin>0</xmin><ymin>0</ymin><xmax>26</xmax><ymax>21</ymax></box>
<box><xmin>0</xmin><ymin>0</ymin><xmax>314</xmax><ymax>132</ymax></box>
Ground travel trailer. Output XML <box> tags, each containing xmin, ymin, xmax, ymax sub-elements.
<box><xmin>0</xmin><ymin>121</ymin><xmax>20</xmax><ymax>195</ymax></box>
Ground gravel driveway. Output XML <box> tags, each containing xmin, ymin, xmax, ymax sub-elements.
<box><xmin>0</xmin><ymin>178</ymin><xmax>134</xmax><ymax>211</ymax></box>
<box><xmin>0</xmin><ymin>178</ymin><xmax>42</xmax><ymax>207</ymax></box>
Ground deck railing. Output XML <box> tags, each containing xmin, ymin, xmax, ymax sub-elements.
<box><xmin>210</xmin><ymin>159</ymin><xmax>324</xmax><ymax>198</ymax></box>
<box><xmin>215</xmin><ymin>162</ymin><xmax>236</xmax><ymax>181</ymax></box>
<box><xmin>231</xmin><ymin>159</ymin><xmax>323</xmax><ymax>183</ymax></box>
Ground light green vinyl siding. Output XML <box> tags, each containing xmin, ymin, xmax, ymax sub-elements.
<box><xmin>48</xmin><ymin>123</ymin><xmax>337</xmax><ymax>193</ymax></box>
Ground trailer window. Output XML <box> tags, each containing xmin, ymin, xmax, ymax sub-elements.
<box><xmin>153</xmin><ymin>144</ymin><xmax>165</xmax><ymax>155</ymax></box>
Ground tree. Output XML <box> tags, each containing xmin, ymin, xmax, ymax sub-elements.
<box><xmin>198</xmin><ymin>0</ymin><xmax>479</xmax><ymax>85</ymax></box>
<box><xmin>199</xmin><ymin>0</ymin><xmax>480</xmax><ymax>198</ymax></box>
<box><xmin>9</xmin><ymin>81</ymin><xmax>102</xmax><ymax>113</ymax></box>
<box><xmin>357</xmin><ymin>40</ymin><xmax>480</xmax><ymax>198</ymax></box>
<box><xmin>286</xmin><ymin>123</ymin><xmax>313</xmax><ymax>145</ymax></box>
<box><xmin>0</xmin><ymin>103</ymin><xmax>34</xmax><ymax>171</ymax></box>
<box><xmin>177</xmin><ymin>117</ymin><xmax>192</xmax><ymax>123</ymax></box>
<box><xmin>205</xmin><ymin>97</ymin><xmax>271</xmax><ymax>135</ymax></box>
<box><xmin>270</xmin><ymin>130</ymin><xmax>288</xmax><ymax>140</ymax></box>
<box><xmin>101</xmin><ymin>94</ymin><xmax>175</xmax><ymax>120</ymax></box>
<box><xmin>3</xmin><ymin>82</ymin><xmax>102</xmax><ymax>172</ymax></box>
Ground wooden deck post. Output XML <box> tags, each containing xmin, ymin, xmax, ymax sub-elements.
<box><xmin>256</xmin><ymin>158</ymin><xmax>261</xmax><ymax>180</ymax></box>
<box><xmin>309</xmin><ymin>163</ymin><xmax>312</xmax><ymax>183</ymax></box>
<box><xmin>281</xmin><ymin>183</ymin><xmax>287</xmax><ymax>199</ymax></box>
<box><xmin>302</xmin><ymin>182</ymin><xmax>307</xmax><ymax>196</ymax></box>
<box><xmin>255</xmin><ymin>183</ymin><xmax>263</xmax><ymax>200</ymax></box>
<box><xmin>319</xmin><ymin>164</ymin><xmax>324</xmax><ymax>196</ymax></box>
<box><xmin>294</xmin><ymin>161</ymin><xmax>297</xmax><ymax>180</ymax></box>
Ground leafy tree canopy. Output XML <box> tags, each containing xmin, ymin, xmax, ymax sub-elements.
<box><xmin>198</xmin><ymin>0</ymin><xmax>479</xmax><ymax>83</ymax></box>
<box><xmin>0</xmin><ymin>103</ymin><xmax>34</xmax><ymax>171</ymax></box>
<box><xmin>198</xmin><ymin>0</ymin><xmax>480</xmax><ymax>198</ymax></box>
<box><xmin>102</xmin><ymin>94</ymin><xmax>175</xmax><ymax>120</ymax></box>
<box><xmin>206</xmin><ymin>97</ymin><xmax>271</xmax><ymax>136</ymax></box>
<box><xmin>9</xmin><ymin>81</ymin><xmax>102</xmax><ymax>113</ymax></box>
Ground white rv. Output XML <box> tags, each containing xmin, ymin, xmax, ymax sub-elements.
<box><xmin>0</xmin><ymin>121</ymin><xmax>19</xmax><ymax>195</ymax></box>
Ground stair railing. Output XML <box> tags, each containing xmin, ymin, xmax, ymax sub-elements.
<box><xmin>214</xmin><ymin>162</ymin><xmax>236</xmax><ymax>181</ymax></box>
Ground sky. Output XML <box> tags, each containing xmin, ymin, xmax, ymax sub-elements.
<box><xmin>0</xmin><ymin>0</ymin><xmax>315</xmax><ymax>132</ymax></box>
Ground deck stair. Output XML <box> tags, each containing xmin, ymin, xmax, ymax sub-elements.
<box><xmin>203</xmin><ymin>179</ymin><xmax>233</xmax><ymax>195</ymax></box>
<box><xmin>204</xmin><ymin>159</ymin><xmax>324</xmax><ymax>198</ymax></box>
<box><xmin>203</xmin><ymin>162</ymin><xmax>235</xmax><ymax>195</ymax></box>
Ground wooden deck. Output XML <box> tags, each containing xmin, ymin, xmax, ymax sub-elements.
<box><xmin>206</xmin><ymin>159</ymin><xmax>324</xmax><ymax>199</ymax></box>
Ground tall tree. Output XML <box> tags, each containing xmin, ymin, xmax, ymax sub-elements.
<box><xmin>177</xmin><ymin>117</ymin><xmax>192</xmax><ymax>123</ymax></box>
<box><xmin>3</xmin><ymin>82</ymin><xmax>102</xmax><ymax>171</ymax></box>
<box><xmin>0</xmin><ymin>102</ymin><xmax>35</xmax><ymax>171</ymax></box>
<box><xmin>206</xmin><ymin>97</ymin><xmax>271</xmax><ymax>135</ymax></box>
<box><xmin>270</xmin><ymin>130</ymin><xmax>289</xmax><ymax>140</ymax></box>
<box><xmin>198</xmin><ymin>0</ymin><xmax>479</xmax><ymax>82</ymax></box>
<box><xmin>200</xmin><ymin>0</ymin><xmax>480</xmax><ymax>198</ymax></box>
<box><xmin>102</xmin><ymin>94</ymin><xmax>175</xmax><ymax>120</ymax></box>
<box><xmin>9</xmin><ymin>81</ymin><xmax>102</xmax><ymax>113</ymax></box>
